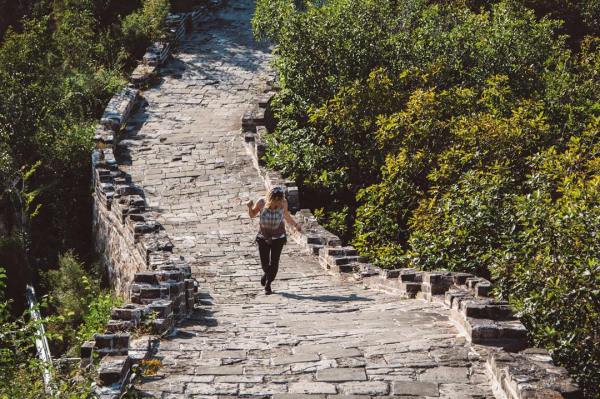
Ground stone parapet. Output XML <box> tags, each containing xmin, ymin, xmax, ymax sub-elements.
<box><xmin>242</xmin><ymin>89</ymin><xmax>300</xmax><ymax>213</ymax></box>
<box><xmin>143</xmin><ymin>42</ymin><xmax>171</xmax><ymax>66</ymax></box>
<box><xmin>89</xmin><ymin>6</ymin><xmax>210</xmax><ymax>398</ymax></box>
<box><xmin>349</xmin><ymin>266</ymin><xmax>531</xmax><ymax>354</ymax></box>
<box><xmin>289</xmin><ymin>209</ymin><xmax>343</xmax><ymax>254</ymax></box>
<box><xmin>487</xmin><ymin>349</ymin><xmax>582</xmax><ymax>399</ymax></box>
<box><xmin>130</xmin><ymin>64</ymin><xmax>157</xmax><ymax>88</ymax></box>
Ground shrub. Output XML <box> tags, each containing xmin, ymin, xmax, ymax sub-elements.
<box><xmin>47</xmin><ymin>252</ymin><xmax>122</xmax><ymax>356</ymax></box>
<box><xmin>75</xmin><ymin>292</ymin><xmax>123</xmax><ymax>347</ymax></box>
<box><xmin>495</xmin><ymin>120</ymin><xmax>600</xmax><ymax>394</ymax></box>
<box><xmin>0</xmin><ymin>267</ymin><xmax>95</xmax><ymax>398</ymax></box>
<box><xmin>0</xmin><ymin>0</ymin><xmax>164</xmax><ymax>393</ymax></box>
<box><xmin>122</xmin><ymin>0</ymin><xmax>170</xmax><ymax>58</ymax></box>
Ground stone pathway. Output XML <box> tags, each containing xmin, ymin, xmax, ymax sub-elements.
<box><xmin>121</xmin><ymin>1</ymin><xmax>496</xmax><ymax>397</ymax></box>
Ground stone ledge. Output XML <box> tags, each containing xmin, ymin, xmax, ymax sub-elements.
<box><xmin>487</xmin><ymin>349</ymin><xmax>582</xmax><ymax>399</ymax></box>
<box><xmin>242</xmin><ymin>91</ymin><xmax>300</xmax><ymax>213</ymax></box>
<box><xmin>100</xmin><ymin>87</ymin><xmax>139</xmax><ymax>131</ymax></box>
<box><xmin>130</xmin><ymin>64</ymin><xmax>157</xmax><ymax>88</ymax></box>
<box><xmin>143</xmin><ymin>42</ymin><xmax>171</xmax><ymax>66</ymax></box>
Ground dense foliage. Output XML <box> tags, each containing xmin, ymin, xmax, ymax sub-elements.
<box><xmin>46</xmin><ymin>252</ymin><xmax>123</xmax><ymax>356</ymax></box>
<box><xmin>0</xmin><ymin>266</ymin><xmax>102</xmax><ymax>398</ymax></box>
<box><xmin>254</xmin><ymin>0</ymin><xmax>600</xmax><ymax>395</ymax></box>
<box><xmin>0</xmin><ymin>0</ymin><xmax>169</xmax><ymax>302</ymax></box>
<box><xmin>0</xmin><ymin>0</ymin><xmax>168</xmax><ymax>396</ymax></box>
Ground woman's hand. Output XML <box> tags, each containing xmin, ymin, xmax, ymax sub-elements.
<box><xmin>247</xmin><ymin>198</ymin><xmax>263</xmax><ymax>218</ymax></box>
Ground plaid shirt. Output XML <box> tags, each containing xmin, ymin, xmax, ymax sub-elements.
<box><xmin>258</xmin><ymin>207</ymin><xmax>286</xmax><ymax>239</ymax></box>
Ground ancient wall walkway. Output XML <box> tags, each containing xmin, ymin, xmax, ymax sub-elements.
<box><xmin>120</xmin><ymin>1</ymin><xmax>495</xmax><ymax>397</ymax></box>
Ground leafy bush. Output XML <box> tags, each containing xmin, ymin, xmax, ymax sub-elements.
<box><xmin>0</xmin><ymin>3</ymin><xmax>130</xmax><ymax>282</ymax></box>
<box><xmin>0</xmin><ymin>0</ymin><xmax>168</xmax><ymax>310</ymax></box>
<box><xmin>76</xmin><ymin>292</ymin><xmax>123</xmax><ymax>347</ymax></box>
<box><xmin>0</xmin><ymin>267</ymin><xmax>95</xmax><ymax>398</ymax></box>
<box><xmin>47</xmin><ymin>252</ymin><xmax>122</xmax><ymax>356</ymax></box>
<box><xmin>255</xmin><ymin>0</ymin><xmax>599</xmax><ymax>395</ymax></box>
<box><xmin>497</xmin><ymin>120</ymin><xmax>600</xmax><ymax>393</ymax></box>
<box><xmin>313</xmin><ymin>206</ymin><xmax>351</xmax><ymax>242</ymax></box>
<box><xmin>122</xmin><ymin>0</ymin><xmax>171</xmax><ymax>58</ymax></box>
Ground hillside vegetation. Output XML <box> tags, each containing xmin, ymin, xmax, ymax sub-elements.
<box><xmin>253</xmin><ymin>0</ymin><xmax>599</xmax><ymax>396</ymax></box>
<box><xmin>0</xmin><ymin>0</ymin><xmax>169</xmax><ymax>396</ymax></box>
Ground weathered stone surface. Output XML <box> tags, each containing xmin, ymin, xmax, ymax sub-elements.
<box><xmin>392</xmin><ymin>381</ymin><xmax>439</xmax><ymax>396</ymax></box>
<box><xmin>131</xmin><ymin>64</ymin><xmax>157</xmax><ymax>87</ymax></box>
<box><xmin>487</xmin><ymin>349</ymin><xmax>583</xmax><ymax>399</ymax></box>
<box><xmin>321</xmin><ymin>348</ymin><xmax>362</xmax><ymax>359</ymax></box>
<box><xmin>143</xmin><ymin>42</ymin><xmax>171</xmax><ymax>66</ymax></box>
<box><xmin>419</xmin><ymin>366</ymin><xmax>470</xmax><ymax>383</ymax></box>
<box><xmin>194</xmin><ymin>365</ymin><xmax>244</xmax><ymax>375</ymax></box>
<box><xmin>288</xmin><ymin>382</ymin><xmax>338</xmax><ymax>394</ymax></box>
<box><xmin>98</xmin><ymin>355</ymin><xmax>131</xmax><ymax>386</ymax></box>
<box><xmin>100</xmin><ymin>87</ymin><xmax>138</xmax><ymax>130</ymax></box>
<box><xmin>316</xmin><ymin>367</ymin><xmax>367</xmax><ymax>382</ymax></box>
<box><xmin>337</xmin><ymin>381</ymin><xmax>389</xmax><ymax>395</ymax></box>
<box><xmin>186</xmin><ymin>382</ymin><xmax>238</xmax><ymax>395</ymax></box>
<box><xmin>272</xmin><ymin>353</ymin><xmax>320</xmax><ymax>365</ymax></box>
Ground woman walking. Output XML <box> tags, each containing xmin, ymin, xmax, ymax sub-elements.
<box><xmin>247</xmin><ymin>186</ymin><xmax>302</xmax><ymax>294</ymax></box>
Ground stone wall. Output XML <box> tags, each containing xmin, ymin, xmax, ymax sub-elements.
<box><xmin>87</xmin><ymin>8</ymin><xmax>211</xmax><ymax>399</ymax></box>
<box><xmin>242</xmin><ymin>89</ymin><xmax>583</xmax><ymax>399</ymax></box>
<box><xmin>242</xmin><ymin>86</ymin><xmax>300</xmax><ymax>212</ymax></box>
<box><xmin>93</xmin><ymin>86</ymin><xmax>145</xmax><ymax>296</ymax></box>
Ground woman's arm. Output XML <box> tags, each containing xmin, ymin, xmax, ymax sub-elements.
<box><xmin>247</xmin><ymin>198</ymin><xmax>264</xmax><ymax>218</ymax></box>
<box><xmin>283</xmin><ymin>200</ymin><xmax>302</xmax><ymax>232</ymax></box>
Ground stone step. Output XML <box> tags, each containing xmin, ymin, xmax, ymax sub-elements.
<box><xmin>98</xmin><ymin>355</ymin><xmax>131</xmax><ymax>386</ymax></box>
<box><xmin>93</xmin><ymin>333</ymin><xmax>130</xmax><ymax>357</ymax></box>
<box><xmin>452</xmin><ymin>311</ymin><xmax>528</xmax><ymax>351</ymax></box>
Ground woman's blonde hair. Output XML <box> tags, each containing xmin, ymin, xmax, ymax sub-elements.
<box><xmin>265</xmin><ymin>186</ymin><xmax>285</xmax><ymax>208</ymax></box>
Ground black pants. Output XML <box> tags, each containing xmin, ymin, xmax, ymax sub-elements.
<box><xmin>256</xmin><ymin>236</ymin><xmax>286</xmax><ymax>283</ymax></box>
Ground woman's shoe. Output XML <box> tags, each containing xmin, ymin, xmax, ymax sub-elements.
<box><xmin>265</xmin><ymin>281</ymin><xmax>273</xmax><ymax>295</ymax></box>
<box><xmin>261</xmin><ymin>274</ymin><xmax>266</xmax><ymax>287</ymax></box>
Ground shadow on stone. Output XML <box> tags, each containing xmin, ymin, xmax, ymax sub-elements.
<box><xmin>279</xmin><ymin>292</ymin><xmax>374</xmax><ymax>303</ymax></box>
<box><xmin>117</xmin><ymin>95</ymin><xmax>152</xmax><ymax>167</ymax></box>
<box><xmin>177</xmin><ymin>1</ymin><xmax>272</xmax><ymax>84</ymax></box>
<box><xmin>185</xmin><ymin>290</ymin><xmax>218</xmax><ymax>327</ymax></box>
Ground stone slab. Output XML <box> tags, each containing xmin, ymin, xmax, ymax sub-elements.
<box><xmin>392</xmin><ymin>381</ymin><xmax>440</xmax><ymax>396</ymax></box>
<box><xmin>316</xmin><ymin>368</ymin><xmax>367</xmax><ymax>382</ymax></box>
